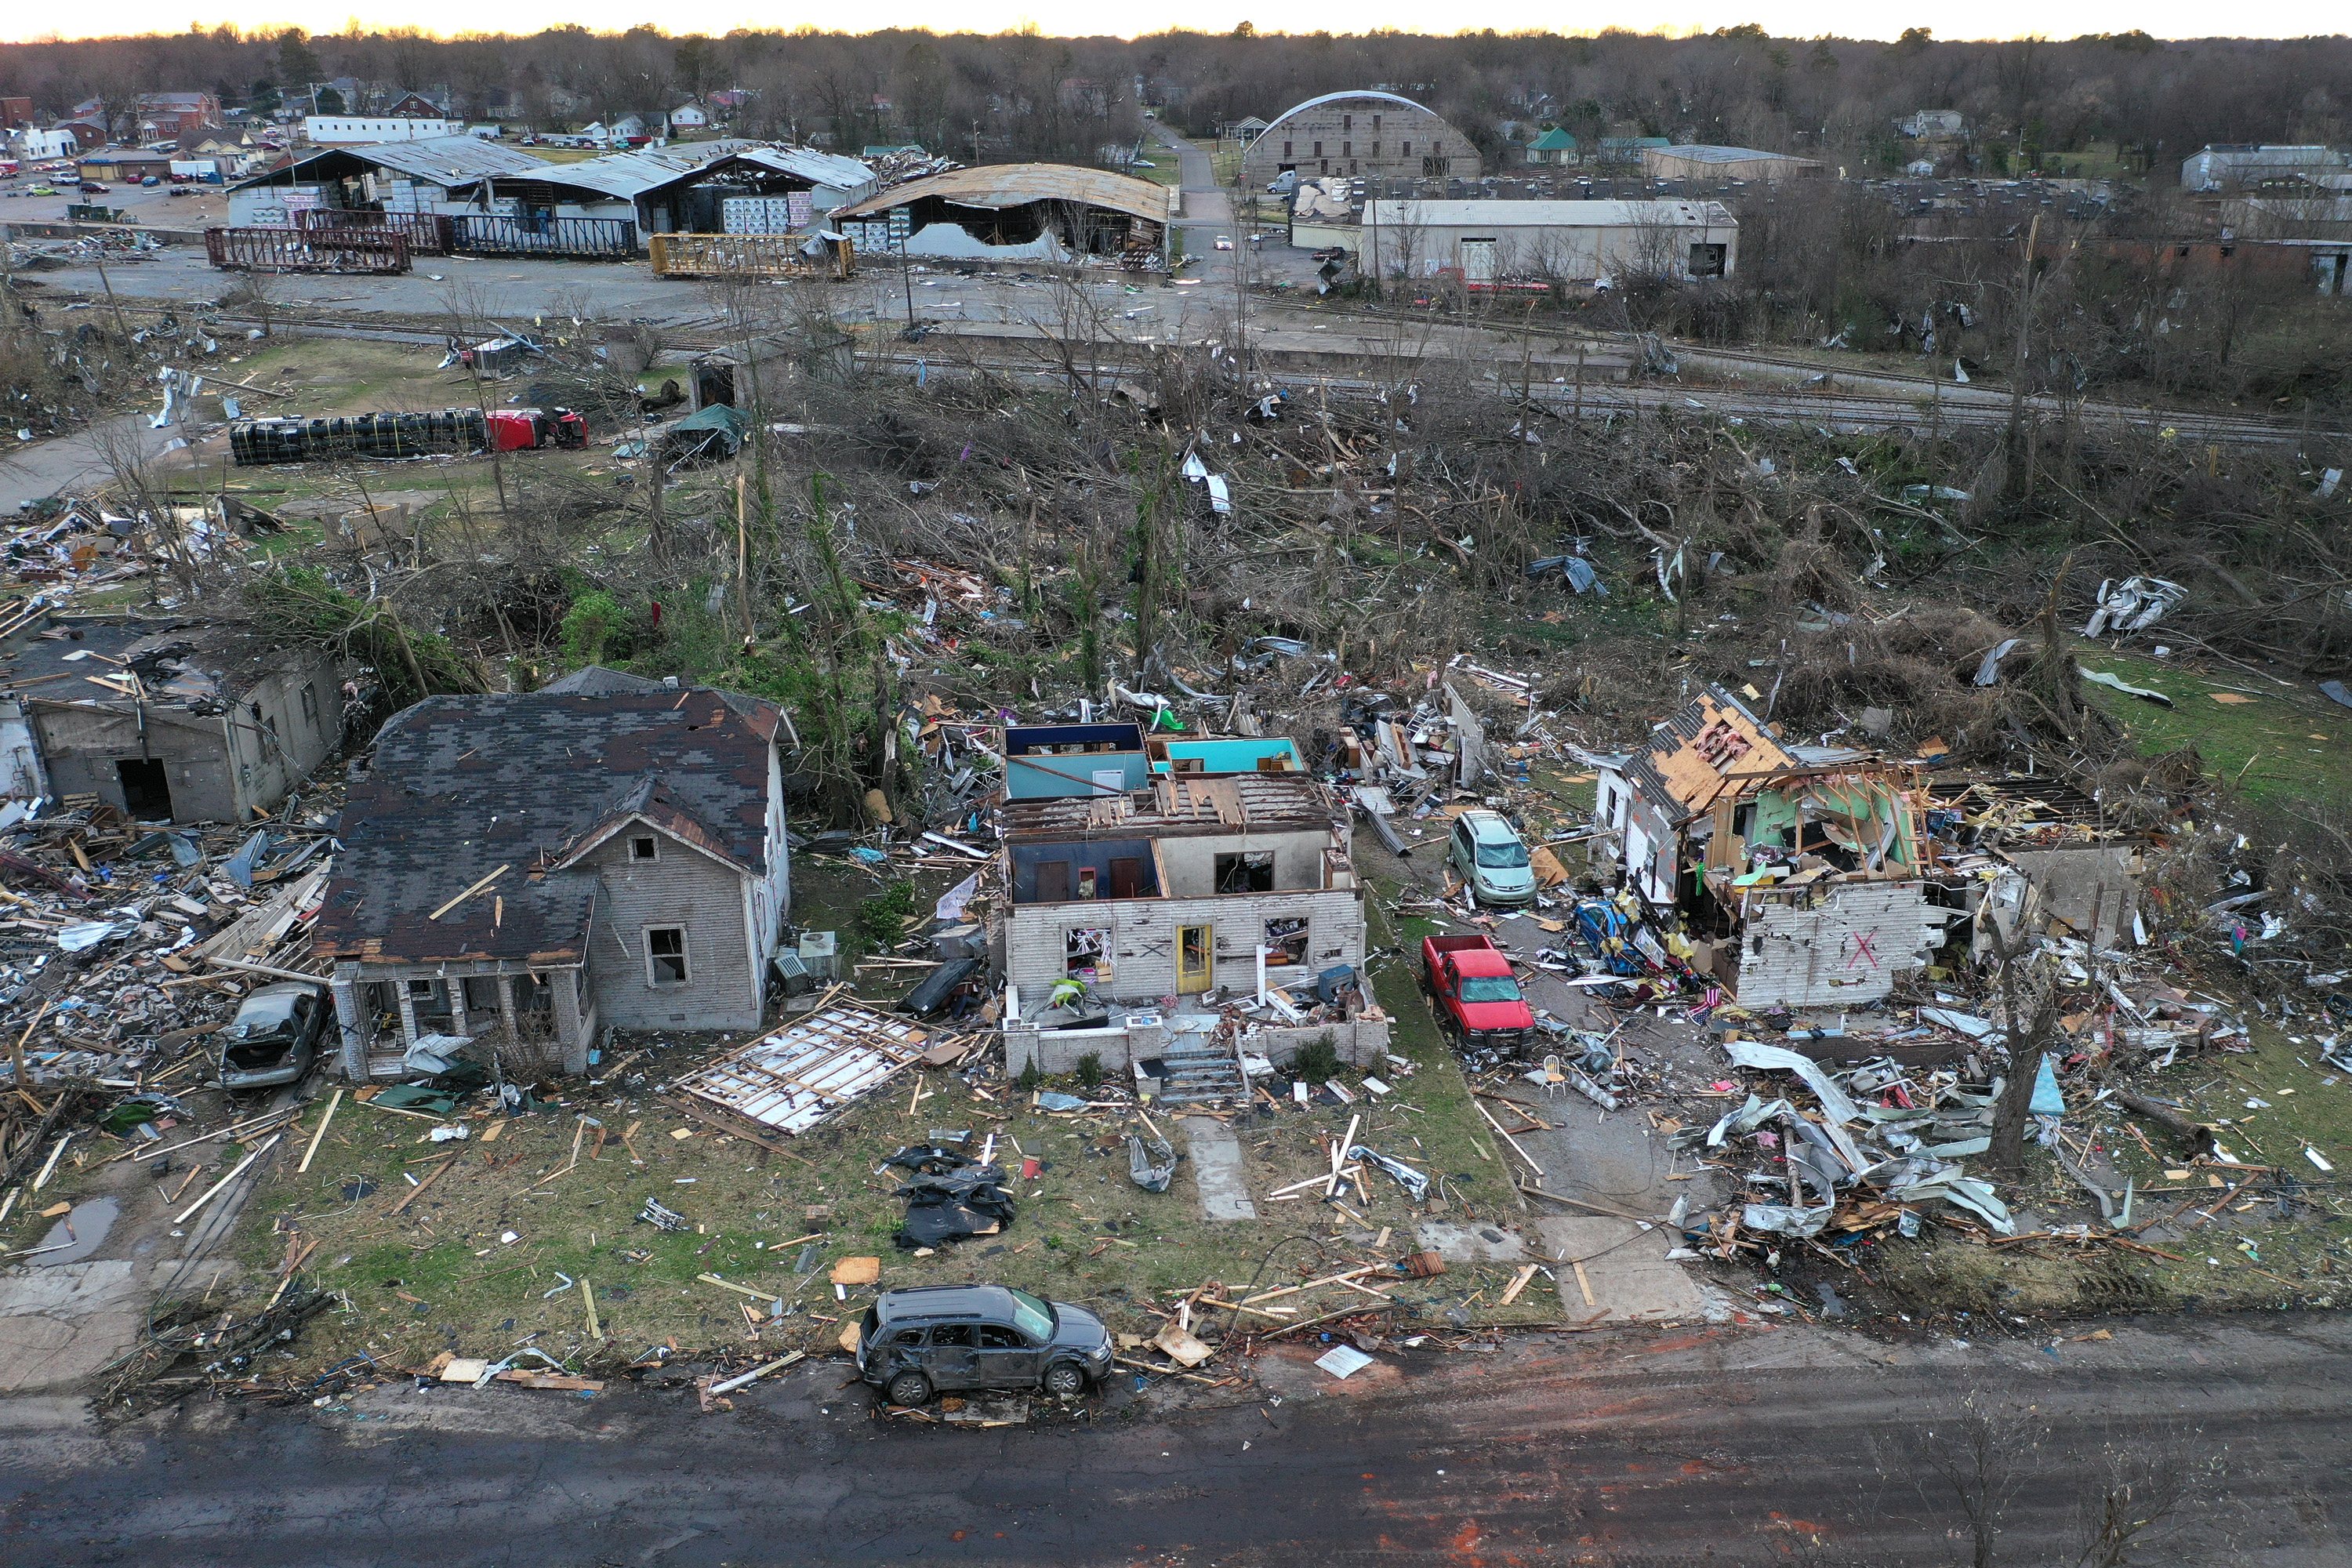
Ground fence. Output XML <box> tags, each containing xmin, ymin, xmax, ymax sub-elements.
<box><xmin>648</xmin><ymin>231</ymin><xmax>855</xmax><ymax>281</ymax></box>
<box><xmin>447</xmin><ymin>214</ymin><xmax>638</xmax><ymax>259</ymax></box>
<box><xmin>204</xmin><ymin>227</ymin><xmax>410</xmax><ymax>274</ymax></box>
<box><xmin>294</xmin><ymin>208</ymin><xmax>450</xmax><ymax>255</ymax></box>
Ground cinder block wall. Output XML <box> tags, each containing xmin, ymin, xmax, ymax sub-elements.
<box><xmin>1003</xmin><ymin>1016</ymin><xmax>1390</xmax><ymax>1076</ymax></box>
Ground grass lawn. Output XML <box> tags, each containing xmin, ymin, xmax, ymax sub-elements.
<box><xmin>2073</xmin><ymin>641</ymin><xmax>2352</xmax><ymax>807</ymax></box>
<box><xmin>205</xmin><ymin>857</ymin><xmax>1559</xmax><ymax>1383</ymax></box>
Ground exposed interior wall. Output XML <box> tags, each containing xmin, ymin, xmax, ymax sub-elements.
<box><xmin>1156</xmin><ymin>829</ymin><xmax>1331</xmax><ymax>897</ymax></box>
<box><xmin>1011</xmin><ymin>837</ymin><xmax>1160</xmax><ymax>902</ymax></box>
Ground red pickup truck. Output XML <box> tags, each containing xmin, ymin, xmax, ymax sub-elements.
<box><xmin>1422</xmin><ymin>935</ymin><xmax>1534</xmax><ymax>1053</ymax></box>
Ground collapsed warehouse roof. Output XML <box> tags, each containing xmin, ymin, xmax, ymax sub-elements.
<box><xmin>229</xmin><ymin>134</ymin><xmax>550</xmax><ymax>194</ymax></box>
<box><xmin>830</xmin><ymin>162</ymin><xmax>1175</xmax><ymax>260</ymax></box>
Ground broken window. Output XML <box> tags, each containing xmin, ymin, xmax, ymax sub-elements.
<box><xmin>647</xmin><ymin>926</ymin><xmax>688</xmax><ymax>985</ymax></box>
<box><xmin>630</xmin><ymin>835</ymin><xmax>659</xmax><ymax>862</ymax></box>
<box><xmin>1214</xmin><ymin>851</ymin><xmax>1276</xmax><ymax>893</ymax></box>
<box><xmin>1065</xmin><ymin>927</ymin><xmax>1109</xmax><ymax>979</ymax></box>
<box><xmin>299</xmin><ymin>684</ymin><xmax>319</xmax><ymax>727</ymax></box>
<box><xmin>461</xmin><ymin>976</ymin><xmax>501</xmax><ymax>1012</ymax></box>
<box><xmin>1263</xmin><ymin>916</ymin><xmax>1309</xmax><ymax>967</ymax></box>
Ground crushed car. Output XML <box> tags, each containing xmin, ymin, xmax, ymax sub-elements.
<box><xmin>855</xmin><ymin>1284</ymin><xmax>1114</xmax><ymax>1406</ymax></box>
<box><xmin>214</xmin><ymin>981</ymin><xmax>328</xmax><ymax>1090</ymax></box>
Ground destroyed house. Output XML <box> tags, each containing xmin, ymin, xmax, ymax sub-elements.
<box><xmin>312</xmin><ymin>687</ymin><xmax>790</xmax><ymax>1079</ymax></box>
<box><xmin>1000</xmin><ymin>771</ymin><xmax>1363</xmax><ymax>1008</ymax></box>
<box><xmin>1596</xmin><ymin>688</ymin><xmax>1950</xmax><ymax>1008</ymax></box>
<box><xmin>1003</xmin><ymin>723</ymin><xmax>1306</xmax><ymax>800</ymax></box>
<box><xmin>0</xmin><ymin>615</ymin><xmax>343</xmax><ymax>824</ymax></box>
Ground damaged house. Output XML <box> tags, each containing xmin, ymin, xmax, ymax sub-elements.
<box><xmin>311</xmin><ymin>680</ymin><xmax>790</xmax><ymax>1080</ymax></box>
<box><xmin>0</xmin><ymin>615</ymin><xmax>343</xmax><ymax>823</ymax></box>
<box><xmin>1594</xmin><ymin>686</ymin><xmax>1953</xmax><ymax>1008</ymax></box>
<box><xmin>999</xmin><ymin>757</ymin><xmax>1372</xmax><ymax>1063</ymax></box>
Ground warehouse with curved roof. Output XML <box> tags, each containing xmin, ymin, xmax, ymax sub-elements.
<box><xmin>1240</xmin><ymin>90</ymin><xmax>1479</xmax><ymax>188</ymax></box>
<box><xmin>830</xmin><ymin>162</ymin><xmax>1177</xmax><ymax>261</ymax></box>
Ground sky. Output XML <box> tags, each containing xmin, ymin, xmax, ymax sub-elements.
<box><xmin>0</xmin><ymin>2</ymin><xmax>2333</xmax><ymax>45</ymax></box>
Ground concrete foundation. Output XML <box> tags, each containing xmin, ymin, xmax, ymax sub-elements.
<box><xmin>1003</xmin><ymin>1013</ymin><xmax>1391</xmax><ymax>1076</ymax></box>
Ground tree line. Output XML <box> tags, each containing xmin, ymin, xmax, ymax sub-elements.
<box><xmin>2</xmin><ymin>24</ymin><xmax>2347</xmax><ymax>176</ymax></box>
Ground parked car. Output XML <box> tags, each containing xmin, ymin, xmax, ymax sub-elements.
<box><xmin>1214</xmin><ymin>234</ymin><xmax>1233</xmax><ymax>250</ymax></box>
<box><xmin>1422</xmin><ymin>934</ymin><xmax>1534</xmax><ymax>1053</ymax></box>
<box><xmin>140</xmin><ymin>174</ymin><xmax>161</xmax><ymax>187</ymax></box>
<box><xmin>78</xmin><ymin>181</ymin><xmax>110</xmax><ymax>194</ymax></box>
<box><xmin>1447</xmin><ymin>808</ymin><xmax>1537</xmax><ymax>907</ymax></box>
<box><xmin>856</xmin><ymin>1284</ymin><xmax>1112</xmax><ymax>1406</ymax></box>
<box><xmin>215</xmin><ymin>981</ymin><xmax>328</xmax><ymax>1090</ymax></box>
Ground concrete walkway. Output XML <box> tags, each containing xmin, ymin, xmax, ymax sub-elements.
<box><xmin>1532</xmin><ymin>1214</ymin><xmax>1715</xmax><ymax>1324</ymax></box>
<box><xmin>1179</xmin><ymin>1116</ymin><xmax>1258</xmax><ymax>1220</ymax></box>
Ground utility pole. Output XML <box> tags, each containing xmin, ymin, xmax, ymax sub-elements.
<box><xmin>2005</xmin><ymin>211</ymin><xmax>2041</xmax><ymax>499</ymax></box>
<box><xmin>898</xmin><ymin>227</ymin><xmax>916</xmax><ymax>328</ymax></box>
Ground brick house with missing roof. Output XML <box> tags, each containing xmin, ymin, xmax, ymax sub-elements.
<box><xmin>312</xmin><ymin>670</ymin><xmax>791</xmax><ymax>1080</ymax></box>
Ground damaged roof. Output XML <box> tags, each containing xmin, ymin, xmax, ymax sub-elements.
<box><xmin>832</xmin><ymin>162</ymin><xmax>1175</xmax><ymax>224</ymax></box>
<box><xmin>1617</xmin><ymin>685</ymin><xmax>1801</xmax><ymax>819</ymax></box>
<box><xmin>0</xmin><ymin>615</ymin><xmax>323</xmax><ymax>712</ymax></box>
<box><xmin>538</xmin><ymin>663</ymin><xmax>775</xmax><ymax>724</ymax></box>
<box><xmin>1003</xmin><ymin>770</ymin><xmax>1339</xmax><ymax>840</ymax></box>
<box><xmin>230</xmin><ymin>134</ymin><xmax>546</xmax><ymax>191</ymax></box>
<box><xmin>511</xmin><ymin>139</ymin><xmax>754</xmax><ymax>201</ymax></box>
<box><xmin>710</xmin><ymin>144</ymin><xmax>877</xmax><ymax>193</ymax></box>
<box><xmin>313</xmin><ymin>689</ymin><xmax>779</xmax><ymax>967</ymax></box>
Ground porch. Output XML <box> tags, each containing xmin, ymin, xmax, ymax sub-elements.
<box><xmin>332</xmin><ymin>956</ymin><xmax>599</xmax><ymax>1080</ymax></box>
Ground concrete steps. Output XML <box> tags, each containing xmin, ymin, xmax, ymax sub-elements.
<box><xmin>1156</xmin><ymin>1041</ymin><xmax>1244</xmax><ymax>1106</ymax></box>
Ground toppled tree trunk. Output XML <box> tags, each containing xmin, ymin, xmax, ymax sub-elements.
<box><xmin>2111</xmin><ymin>1088</ymin><xmax>2216</xmax><ymax>1156</ymax></box>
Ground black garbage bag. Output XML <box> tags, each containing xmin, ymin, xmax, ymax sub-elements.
<box><xmin>887</xmin><ymin>1145</ymin><xmax>1017</xmax><ymax>1249</ymax></box>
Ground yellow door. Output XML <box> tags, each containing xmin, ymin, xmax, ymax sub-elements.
<box><xmin>1177</xmin><ymin>924</ymin><xmax>1213</xmax><ymax>993</ymax></box>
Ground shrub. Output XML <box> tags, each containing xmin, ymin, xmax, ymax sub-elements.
<box><xmin>1015</xmin><ymin>1058</ymin><xmax>1043</xmax><ymax>1092</ymax></box>
<box><xmin>854</xmin><ymin>881</ymin><xmax>920</xmax><ymax>947</ymax></box>
<box><xmin>1290</xmin><ymin>1034</ymin><xmax>1343</xmax><ymax>1084</ymax></box>
<box><xmin>1075</xmin><ymin>1051</ymin><xmax>1104</xmax><ymax>1089</ymax></box>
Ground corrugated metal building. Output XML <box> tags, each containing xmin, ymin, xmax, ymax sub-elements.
<box><xmin>1327</xmin><ymin>198</ymin><xmax>1737</xmax><ymax>284</ymax></box>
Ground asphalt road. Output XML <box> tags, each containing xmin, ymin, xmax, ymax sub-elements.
<box><xmin>2</xmin><ymin>1312</ymin><xmax>2343</xmax><ymax>1566</ymax></box>
<box><xmin>0</xmin><ymin>415</ymin><xmax>187</xmax><ymax>514</ymax></box>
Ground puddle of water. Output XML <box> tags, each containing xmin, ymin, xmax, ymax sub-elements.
<box><xmin>33</xmin><ymin>1196</ymin><xmax>119</xmax><ymax>1266</ymax></box>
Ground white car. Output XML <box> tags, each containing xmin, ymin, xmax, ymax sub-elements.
<box><xmin>1214</xmin><ymin>234</ymin><xmax>1233</xmax><ymax>250</ymax></box>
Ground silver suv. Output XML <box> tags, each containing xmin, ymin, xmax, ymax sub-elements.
<box><xmin>855</xmin><ymin>1284</ymin><xmax>1113</xmax><ymax>1406</ymax></box>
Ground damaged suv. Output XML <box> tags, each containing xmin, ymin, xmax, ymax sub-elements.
<box><xmin>856</xmin><ymin>1284</ymin><xmax>1113</xmax><ymax>1406</ymax></box>
<box><xmin>215</xmin><ymin>981</ymin><xmax>328</xmax><ymax>1090</ymax></box>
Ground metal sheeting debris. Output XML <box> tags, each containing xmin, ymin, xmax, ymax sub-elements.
<box><xmin>671</xmin><ymin>1003</ymin><xmax>931</xmax><ymax>1137</ymax></box>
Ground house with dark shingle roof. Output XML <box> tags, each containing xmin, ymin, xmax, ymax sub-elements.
<box><xmin>314</xmin><ymin>674</ymin><xmax>791</xmax><ymax>1078</ymax></box>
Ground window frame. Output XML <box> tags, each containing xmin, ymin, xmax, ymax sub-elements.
<box><xmin>628</xmin><ymin>834</ymin><xmax>660</xmax><ymax>862</ymax></box>
<box><xmin>644</xmin><ymin>924</ymin><xmax>690</xmax><ymax>987</ymax></box>
<box><xmin>1214</xmin><ymin>850</ymin><xmax>1276</xmax><ymax>894</ymax></box>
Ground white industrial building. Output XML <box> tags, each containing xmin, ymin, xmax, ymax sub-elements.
<box><xmin>1323</xmin><ymin>198</ymin><xmax>1737</xmax><ymax>285</ymax></box>
<box><xmin>303</xmin><ymin>116</ymin><xmax>458</xmax><ymax>146</ymax></box>
<box><xmin>2183</xmin><ymin>144</ymin><xmax>2349</xmax><ymax>193</ymax></box>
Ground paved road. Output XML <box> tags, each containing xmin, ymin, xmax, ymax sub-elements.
<box><xmin>2</xmin><ymin>1313</ymin><xmax>2343</xmax><ymax>1565</ymax></box>
<box><xmin>0</xmin><ymin>414</ymin><xmax>187</xmax><ymax>514</ymax></box>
